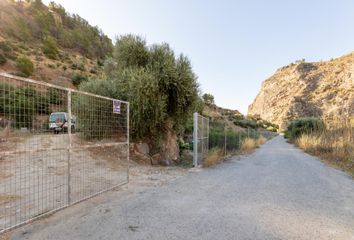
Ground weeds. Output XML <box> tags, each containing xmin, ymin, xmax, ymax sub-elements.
<box><xmin>204</xmin><ymin>135</ymin><xmax>268</xmax><ymax>167</ymax></box>
<box><xmin>203</xmin><ymin>148</ymin><xmax>224</xmax><ymax>167</ymax></box>
<box><xmin>295</xmin><ymin>118</ymin><xmax>354</xmax><ymax>176</ymax></box>
<box><xmin>240</xmin><ymin>138</ymin><xmax>256</xmax><ymax>153</ymax></box>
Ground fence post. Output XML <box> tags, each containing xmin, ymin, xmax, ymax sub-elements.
<box><xmin>207</xmin><ymin>118</ymin><xmax>210</xmax><ymax>154</ymax></box>
<box><xmin>193</xmin><ymin>112</ymin><xmax>198</xmax><ymax>167</ymax></box>
<box><xmin>238</xmin><ymin>133</ymin><xmax>241</xmax><ymax>150</ymax></box>
<box><xmin>127</xmin><ymin>102</ymin><xmax>130</xmax><ymax>183</ymax></box>
<box><xmin>201</xmin><ymin>116</ymin><xmax>204</xmax><ymax>156</ymax></box>
<box><xmin>224</xmin><ymin>125</ymin><xmax>227</xmax><ymax>156</ymax></box>
<box><xmin>67</xmin><ymin>90</ymin><xmax>72</xmax><ymax>205</ymax></box>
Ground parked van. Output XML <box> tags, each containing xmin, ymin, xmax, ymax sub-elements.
<box><xmin>49</xmin><ymin>112</ymin><xmax>76</xmax><ymax>134</ymax></box>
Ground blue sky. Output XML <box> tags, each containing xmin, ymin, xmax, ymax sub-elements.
<box><xmin>43</xmin><ymin>0</ymin><xmax>354</xmax><ymax>114</ymax></box>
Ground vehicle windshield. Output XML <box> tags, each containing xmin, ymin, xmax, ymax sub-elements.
<box><xmin>49</xmin><ymin>113</ymin><xmax>66</xmax><ymax>123</ymax></box>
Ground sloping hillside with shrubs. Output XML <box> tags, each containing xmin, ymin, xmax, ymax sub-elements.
<box><xmin>0</xmin><ymin>0</ymin><xmax>112</xmax><ymax>87</ymax></box>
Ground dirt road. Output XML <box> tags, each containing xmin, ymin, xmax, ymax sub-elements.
<box><xmin>9</xmin><ymin>136</ymin><xmax>354</xmax><ymax>240</ymax></box>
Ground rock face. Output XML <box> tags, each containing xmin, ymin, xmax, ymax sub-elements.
<box><xmin>248</xmin><ymin>54</ymin><xmax>354</xmax><ymax>130</ymax></box>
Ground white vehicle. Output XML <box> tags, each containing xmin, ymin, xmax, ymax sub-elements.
<box><xmin>49</xmin><ymin>112</ymin><xmax>76</xmax><ymax>134</ymax></box>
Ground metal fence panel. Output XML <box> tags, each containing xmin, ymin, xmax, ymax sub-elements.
<box><xmin>193</xmin><ymin>112</ymin><xmax>209</xmax><ymax>166</ymax></box>
<box><xmin>0</xmin><ymin>73</ymin><xmax>129</xmax><ymax>233</ymax></box>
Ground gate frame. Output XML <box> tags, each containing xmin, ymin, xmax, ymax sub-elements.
<box><xmin>193</xmin><ymin>112</ymin><xmax>209</xmax><ymax>167</ymax></box>
<box><xmin>0</xmin><ymin>72</ymin><xmax>130</xmax><ymax>234</ymax></box>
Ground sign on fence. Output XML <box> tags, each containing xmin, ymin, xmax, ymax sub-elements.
<box><xmin>113</xmin><ymin>99</ymin><xmax>121</xmax><ymax>114</ymax></box>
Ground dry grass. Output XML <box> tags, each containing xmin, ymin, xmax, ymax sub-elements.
<box><xmin>256</xmin><ymin>135</ymin><xmax>267</xmax><ymax>145</ymax></box>
<box><xmin>295</xmin><ymin>118</ymin><xmax>354</xmax><ymax>176</ymax></box>
<box><xmin>240</xmin><ymin>138</ymin><xmax>256</xmax><ymax>153</ymax></box>
<box><xmin>0</xmin><ymin>233</ymin><xmax>10</xmax><ymax>240</ymax></box>
<box><xmin>203</xmin><ymin>135</ymin><xmax>268</xmax><ymax>167</ymax></box>
<box><xmin>203</xmin><ymin>148</ymin><xmax>224</xmax><ymax>167</ymax></box>
<box><xmin>240</xmin><ymin>135</ymin><xmax>267</xmax><ymax>153</ymax></box>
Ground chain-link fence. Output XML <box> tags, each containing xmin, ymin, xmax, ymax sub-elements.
<box><xmin>0</xmin><ymin>73</ymin><xmax>129</xmax><ymax>233</ymax></box>
<box><xmin>209</xmin><ymin>120</ymin><xmax>261</xmax><ymax>156</ymax></box>
<box><xmin>193</xmin><ymin>113</ymin><xmax>209</xmax><ymax>166</ymax></box>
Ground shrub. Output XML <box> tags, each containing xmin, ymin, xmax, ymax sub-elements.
<box><xmin>234</xmin><ymin>119</ymin><xmax>258</xmax><ymax>129</ymax></box>
<box><xmin>77</xmin><ymin>63</ymin><xmax>85</xmax><ymax>71</ymax></box>
<box><xmin>0</xmin><ymin>53</ymin><xmax>7</xmax><ymax>65</ymax></box>
<box><xmin>47</xmin><ymin>88</ymin><xmax>64</xmax><ymax>104</ymax></box>
<box><xmin>71</xmin><ymin>63</ymin><xmax>78</xmax><ymax>70</ymax></box>
<box><xmin>15</xmin><ymin>56</ymin><xmax>34</xmax><ymax>77</ymax></box>
<box><xmin>0</xmin><ymin>41</ymin><xmax>14</xmax><ymax>60</ymax></box>
<box><xmin>42</xmin><ymin>37</ymin><xmax>59</xmax><ymax>60</ymax></box>
<box><xmin>202</xmin><ymin>93</ymin><xmax>215</xmax><ymax>105</ymax></box>
<box><xmin>285</xmin><ymin>117</ymin><xmax>324</xmax><ymax>139</ymax></box>
<box><xmin>0</xmin><ymin>41</ymin><xmax>12</xmax><ymax>53</ymax></box>
<box><xmin>0</xmin><ymin>83</ymin><xmax>50</xmax><ymax>128</ymax></box>
<box><xmin>47</xmin><ymin>63</ymin><xmax>56</xmax><ymax>69</ymax></box>
<box><xmin>72</xmin><ymin>73</ymin><xmax>88</xmax><ymax>86</ymax></box>
<box><xmin>266</xmin><ymin>126</ymin><xmax>277</xmax><ymax>132</ymax></box>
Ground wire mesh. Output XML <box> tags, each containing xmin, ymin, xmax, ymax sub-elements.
<box><xmin>0</xmin><ymin>73</ymin><xmax>129</xmax><ymax>233</ymax></box>
<box><xmin>193</xmin><ymin>113</ymin><xmax>209</xmax><ymax>166</ymax></box>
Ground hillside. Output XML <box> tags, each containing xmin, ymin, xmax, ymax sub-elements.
<box><xmin>203</xmin><ymin>104</ymin><xmax>278</xmax><ymax>132</ymax></box>
<box><xmin>0</xmin><ymin>0</ymin><xmax>112</xmax><ymax>87</ymax></box>
<box><xmin>248</xmin><ymin>53</ymin><xmax>354</xmax><ymax>130</ymax></box>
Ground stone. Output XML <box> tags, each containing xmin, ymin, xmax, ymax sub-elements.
<box><xmin>136</xmin><ymin>143</ymin><xmax>150</xmax><ymax>156</ymax></box>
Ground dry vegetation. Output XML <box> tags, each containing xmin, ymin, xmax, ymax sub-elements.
<box><xmin>240</xmin><ymin>136</ymin><xmax>267</xmax><ymax>153</ymax></box>
<box><xmin>295</xmin><ymin>118</ymin><xmax>354</xmax><ymax>176</ymax></box>
<box><xmin>203</xmin><ymin>148</ymin><xmax>225</xmax><ymax>167</ymax></box>
<box><xmin>203</xmin><ymin>135</ymin><xmax>268</xmax><ymax>167</ymax></box>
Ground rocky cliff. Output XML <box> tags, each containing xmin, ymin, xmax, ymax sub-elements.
<box><xmin>248</xmin><ymin>53</ymin><xmax>354</xmax><ymax>130</ymax></box>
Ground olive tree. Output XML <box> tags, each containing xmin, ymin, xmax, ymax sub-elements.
<box><xmin>80</xmin><ymin>34</ymin><xmax>199</xmax><ymax>164</ymax></box>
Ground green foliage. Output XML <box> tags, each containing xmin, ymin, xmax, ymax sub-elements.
<box><xmin>266</xmin><ymin>126</ymin><xmax>277</xmax><ymax>132</ymax></box>
<box><xmin>72</xmin><ymin>73</ymin><xmax>88</xmax><ymax>86</ymax></box>
<box><xmin>71</xmin><ymin>93</ymin><xmax>114</xmax><ymax>139</ymax></box>
<box><xmin>47</xmin><ymin>88</ymin><xmax>64</xmax><ymax>104</ymax></box>
<box><xmin>2</xmin><ymin>0</ymin><xmax>112</xmax><ymax>59</ymax></box>
<box><xmin>209</xmin><ymin>127</ymin><xmax>249</xmax><ymax>152</ymax></box>
<box><xmin>0</xmin><ymin>53</ymin><xmax>6</xmax><ymax>65</ymax></box>
<box><xmin>81</xmin><ymin>34</ymin><xmax>199</xmax><ymax>140</ymax></box>
<box><xmin>123</xmin><ymin>69</ymin><xmax>167</xmax><ymax>138</ymax></box>
<box><xmin>42</xmin><ymin>37</ymin><xmax>59</xmax><ymax>59</ymax></box>
<box><xmin>0</xmin><ymin>41</ymin><xmax>13</xmax><ymax>55</ymax></box>
<box><xmin>14</xmin><ymin>17</ymin><xmax>32</xmax><ymax>41</ymax></box>
<box><xmin>0</xmin><ymin>82</ymin><xmax>50</xmax><ymax>128</ymax></box>
<box><xmin>113</xmin><ymin>35</ymin><xmax>148</xmax><ymax>70</ymax></box>
<box><xmin>177</xmin><ymin>138</ymin><xmax>190</xmax><ymax>153</ymax></box>
<box><xmin>0</xmin><ymin>41</ymin><xmax>15</xmax><ymax>62</ymax></box>
<box><xmin>15</xmin><ymin>56</ymin><xmax>34</xmax><ymax>77</ymax></box>
<box><xmin>234</xmin><ymin>119</ymin><xmax>258</xmax><ymax>129</ymax></box>
<box><xmin>285</xmin><ymin>117</ymin><xmax>324</xmax><ymax>139</ymax></box>
<box><xmin>77</xmin><ymin>63</ymin><xmax>85</xmax><ymax>71</ymax></box>
<box><xmin>202</xmin><ymin>93</ymin><xmax>215</xmax><ymax>105</ymax></box>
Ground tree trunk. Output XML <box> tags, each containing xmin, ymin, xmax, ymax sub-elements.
<box><xmin>159</xmin><ymin>120</ymin><xmax>179</xmax><ymax>166</ymax></box>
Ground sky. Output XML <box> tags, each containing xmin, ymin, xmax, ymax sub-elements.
<box><xmin>43</xmin><ymin>0</ymin><xmax>354</xmax><ymax>114</ymax></box>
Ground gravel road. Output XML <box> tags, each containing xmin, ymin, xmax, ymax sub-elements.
<box><xmin>10</xmin><ymin>136</ymin><xmax>354</xmax><ymax>240</ymax></box>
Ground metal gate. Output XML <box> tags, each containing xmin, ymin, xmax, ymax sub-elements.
<box><xmin>0</xmin><ymin>73</ymin><xmax>129</xmax><ymax>233</ymax></box>
<box><xmin>193</xmin><ymin>112</ymin><xmax>209</xmax><ymax>166</ymax></box>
